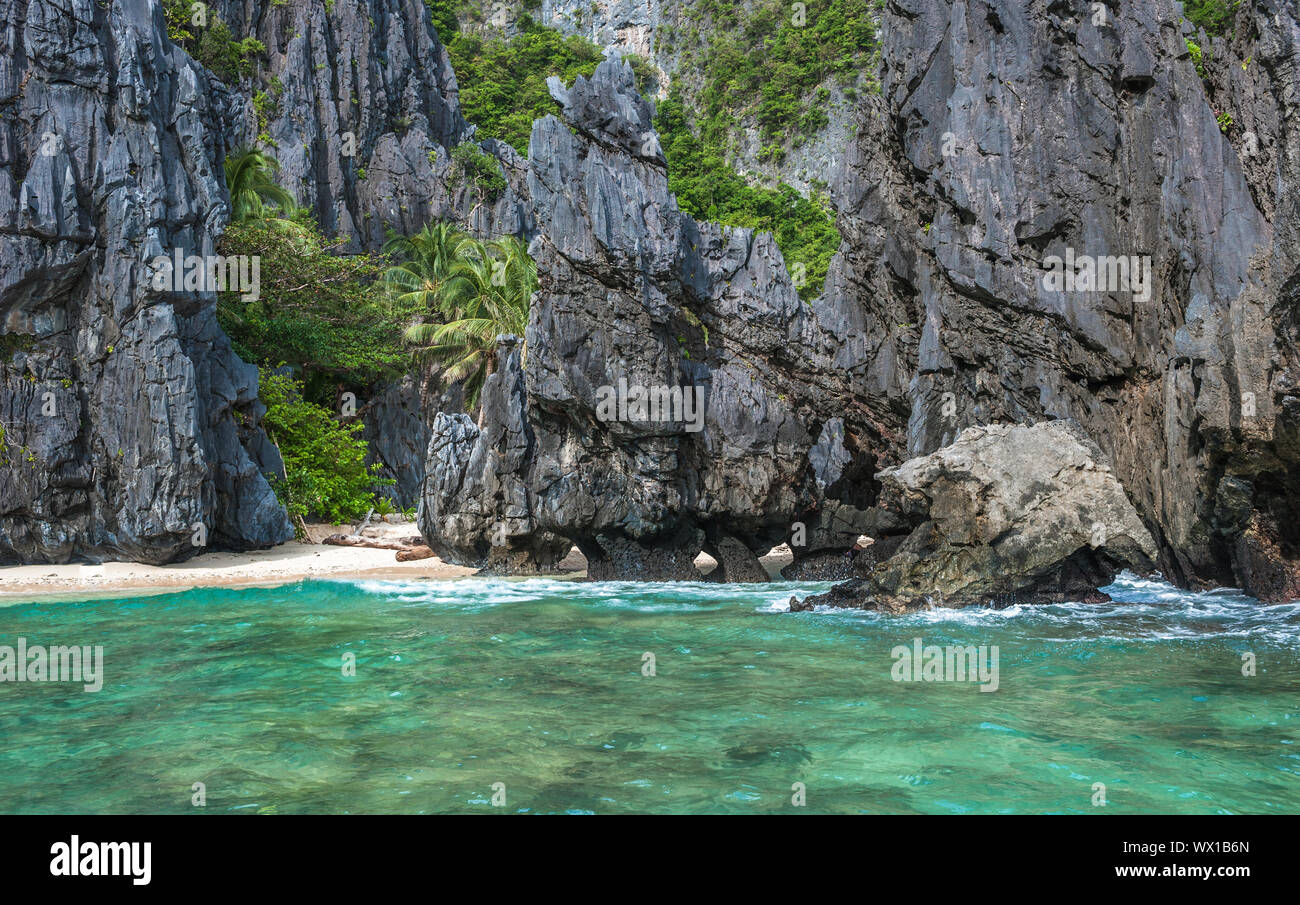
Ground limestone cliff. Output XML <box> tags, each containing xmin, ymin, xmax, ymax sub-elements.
<box><xmin>0</xmin><ymin>0</ymin><xmax>292</xmax><ymax>564</ymax></box>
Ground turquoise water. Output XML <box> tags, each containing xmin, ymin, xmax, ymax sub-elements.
<box><xmin>0</xmin><ymin>573</ymin><xmax>1297</xmax><ymax>814</ymax></box>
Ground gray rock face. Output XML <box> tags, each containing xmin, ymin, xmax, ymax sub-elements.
<box><xmin>0</xmin><ymin>0</ymin><xmax>292</xmax><ymax>564</ymax></box>
<box><xmin>358</xmin><ymin>373</ymin><xmax>432</xmax><ymax>510</ymax></box>
<box><xmin>535</xmin><ymin>0</ymin><xmax>864</xmax><ymax>196</ymax></box>
<box><xmin>419</xmin><ymin>59</ymin><xmax>893</xmax><ymax>577</ymax></box>
<box><xmin>418</xmin><ymin>336</ymin><xmax>571</xmax><ymax>572</ymax></box>
<box><xmin>423</xmin><ymin>2</ymin><xmax>1300</xmax><ymax>604</ymax></box>
<box><xmin>200</xmin><ymin>1</ymin><xmax>534</xmax><ymax>504</ymax></box>
<box><xmin>849</xmin><ymin>0</ymin><xmax>1300</xmax><ymax>600</ymax></box>
<box><xmin>792</xmin><ymin>422</ymin><xmax>1158</xmax><ymax>611</ymax></box>
<box><xmin>207</xmin><ymin>0</ymin><xmax>529</xmax><ymax>249</ymax></box>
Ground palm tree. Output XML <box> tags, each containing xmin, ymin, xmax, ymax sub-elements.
<box><xmin>400</xmin><ymin>234</ymin><xmax>536</xmax><ymax>413</ymax></box>
<box><xmin>224</xmin><ymin>146</ymin><xmax>296</xmax><ymax>223</ymax></box>
<box><xmin>380</xmin><ymin>221</ymin><xmax>470</xmax><ymax>317</ymax></box>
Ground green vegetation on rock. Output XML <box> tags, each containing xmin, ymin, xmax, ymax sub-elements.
<box><xmin>432</xmin><ymin>11</ymin><xmax>604</xmax><ymax>154</ymax></box>
<box><xmin>1185</xmin><ymin>0</ymin><xmax>1240</xmax><ymax>38</ymax></box>
<box><xmin>258</xmin><ymin>369</ymin><xmax>392</xmax><ymax>528</ymax></box>
<box><xmin>163</xmin><ymin>0</ymin><xmax>266</xmax><ymax>82</ymax></box>
<box><xmin>217</xmin><ymin>219</ymin><xmax>414</xmax><ymax>405</ymax></box>
<box><xmin>655</xmin><ymin>91</ymin><xmax>840</xmax><ymax>301</ymax></box>
<box><xmin>450</xmin><ymin>141</ymin><xmax>508</xmax><ymax>202</ymax></box>
<box><xmin>669</xmin><ymin>0</ymin><xmax>880</xmax><ymax>157</ymax></box>
<box><xmin>426</xmin><ymin>4</ymin><xmax>847</xmax><ymax>299</ymax></box>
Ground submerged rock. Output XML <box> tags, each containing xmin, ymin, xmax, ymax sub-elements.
<box><xmin>791</xmin><ymin>422</ymin><xmax>1157</xmax><ymax>612</ymax></box>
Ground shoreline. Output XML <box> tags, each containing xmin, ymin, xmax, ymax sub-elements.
<box><xmin>0</xmin><ymin>522</ymin><xmax>479</xmax><ymax>603</ymax></box>
<box><xmin>0</xmin><ymin>523</ymin><xmax>797</xmax><ymax>603</ymax></box>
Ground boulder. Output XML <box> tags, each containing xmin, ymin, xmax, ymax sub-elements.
<box><xmin>792</xmin><ymin>422</ymin><xmax>1157</xmax><ymax>612</ymax></box>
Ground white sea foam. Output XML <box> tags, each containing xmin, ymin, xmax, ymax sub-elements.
<box><xmin>325</xmin><ymin>572</ymin><xmax>1300</xmax><ymax>645</ymax></box>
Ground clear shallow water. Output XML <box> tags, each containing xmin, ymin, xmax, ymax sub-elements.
<box><xmin>0</xmin><ymin>573</ymin><xmax>1297</xmax><ymax>814</ymax></box>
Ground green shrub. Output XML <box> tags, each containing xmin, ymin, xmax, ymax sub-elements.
<box><xmin>1187</xmin><ymin>38</ymin><xmax>1205</xmax><ymax>78</ymax></box>
<box><xmin>1185</xmin><ymin>0</ymin><xmax>1239</xmax><ymax>38</ymax></box>
<box><xmin>677</xmin><ymin>0</ymin><xmax>879</xmax><ymax>149</ymax></box>
<box><xmin>436</xmin><ymin>15</ymin><xmax>604</xmax><ymax>154</ymax></box>
<box><xmin>450</xmin><ymin>142</ymin><xmax>508</xmax><ymax>201</ymax></box>
<box><xmin>258</xmin><ymin>369</ymin><xmax>391</xmax><ymax>527</ymax></box>
<box><xmin>656</xmin><ymin>91</ymin><xmax>840</xmax><ymax>300</ymax></box>
<box><xmin>162</xmin><ymin>1</ymin><xmax>265</xmax><ymax>82</ymax></box>
<box><xmin>217</xmin><ymin>219</ymin><xmax>416</xmax><ymax>404</ymax></box>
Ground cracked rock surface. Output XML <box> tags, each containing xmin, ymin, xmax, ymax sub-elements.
<box><xmin>1</xmin><ymin>0</ymin><xmax>291</xmax><ymax>564</ymax></box>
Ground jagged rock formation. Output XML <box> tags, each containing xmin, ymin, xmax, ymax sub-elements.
<box><xmin>855</xmin><ymin>0</ymin><xmax>1299</xmax><ymax>601</ymax></box>
<box><xmin>791</xmin><ymin>422</ymin><xmax>1158</xmax><ymax>611</ymax></box>
<box><xmin>6</xmin><ymin>0</ymin><xmax>1298</xmax><ymax>606</ymax></box>
<box><xmin>357</xmin><ymin>371</ymin><xmax>443</xmax><ymax>508</ymax></box>
<box><xmin>420</xmin><ymin>58</ymin><xmax>896</xmax><ymax>578</ymax></box>
<box><xmin>0</xmin><ymin>0</ymin><xmax>292</xmax><ymax>564</ymax></box>
<box><xmin>534</xmin><ymin>0</ymin><xmax>863</xmax><ymax>196</ymax></box>
<box><xmin>206</xmin><ymin>0</ymin><xmax>529</xmax><ymax>249</ymax></box>
<box><xmin>419</xmin><ymin>336</ymin><xmax>570</xmax><ymax>572</ymax></box>
<box><xmin>422</xmin><ymin>3</ymin><xmax>1300</xmax><ymax>604</ymax></box>
<box><xmin>203</xmin><ymin>1</ymin><xmax>535</xmax><ymax>504</ymax></box>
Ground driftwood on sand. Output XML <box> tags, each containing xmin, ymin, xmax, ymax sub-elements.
<box><xmin>321</xmin><ymin>534</ymin><xmax>430</xmax><ymax>561</ymax></box>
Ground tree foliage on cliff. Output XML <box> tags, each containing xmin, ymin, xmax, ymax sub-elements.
<box><xmin>655</xmin><ymin>92</ymin><xmax>839</xmax><ymax>301</ymax></box>
<box><xmin>217</xmin><ymin>220</ymin><xmax>415</xmax><ymax>404</ymax></box>
<box><xmin>427</xmin><ymin>6</ymin><xmax>841</xmax><ymax>299</ymax></box>
<box><xmin>432</xmin><ymin>12</ymin><xmax>603</xmax><ymax>154</ymax></box>
<box><xmin>162</xmin><ymin>0</ymin><xmax>266</xmax><ymax>82</ymax></box>
<box><xmin>225</xmin><ymin>146</ymin><xmax>297</xmax><ymax>223</ymax></box>
<box><xmin>258</xmin><ymin>369</ymin><xmax>391</xmax><ymax>526</ymax></box>
<box><xmin>668</xmin><ymin>0</ymin><xmax>880</xmax><ymax>155</ymax></box>
<box><xmin>1185</xmin><ymin>0</ymin><xmax>1240</xmax><ymax>37</ymax></box>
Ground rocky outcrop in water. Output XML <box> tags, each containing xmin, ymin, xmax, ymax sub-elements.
<box><xmin>790</xmin><ymin>422</ymin><xmax>1158</xmax><ymax>611</ymax></box>
<box><xmin>421</xmin><ymin>3</ymin><xmax>1300</xmax><ymax>604</ymax></box>
<box><xmin>0</xmin><ymin>0</ymin><xmax>292</xmax><ymax>564</ymax></box>
<box><xmin>418</xmin><ymin>59</ymin><xmax>898</xmax><ymax>578</ymax></box>
<box><xmin>7</xmin><ymin>0</ymin><xmax>1299</xmax><ymax>606</ymax></box>
<box><xmin>854</xmin><ymin>0</ymin><xmax>1300</xmax><ymax>602</ymax></box>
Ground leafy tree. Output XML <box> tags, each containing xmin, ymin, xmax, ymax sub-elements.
<box><xmin>217</xmin><ymin>219</ymin><xmax>412</xmax><ymax>403</ymax></box>
<box><xmin>258</xmin><ymin>369</ymin><xmax>392</xmax><ymax>529</ymax></box>
<box><xmin>1185</xmin><ymin>0</ymin><xmax>1239</xmax><ymax>37</ymax></box>
<box><xmin>224</xmin><ymin>146</ymin><xmax>297</xmax><ymax>223</ymax></box>
<box><xmin>450</xmin><ymin>142</ymin><xmax>508</xmax><ymax>203</ymax></box>
<box><xmin>398</xmin><ymin>234</ymin><xmax>535</xmax><ymax>410</ymax></box>
<box><xmin>162</xmin><ymin>1</ymin><xmax>265</xmax><ymax>82</ymax></box>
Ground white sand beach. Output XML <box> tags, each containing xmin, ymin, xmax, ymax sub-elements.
<box><xmin>0</xmin><ymin>521</ymin><xmax>480</xmax><ymax>601</ymax></box>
